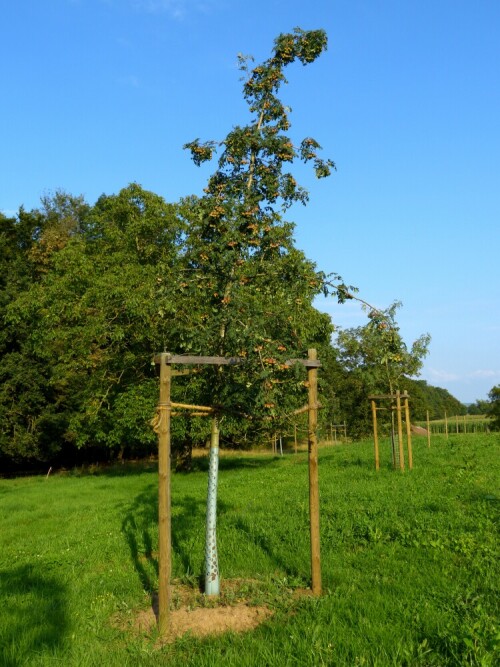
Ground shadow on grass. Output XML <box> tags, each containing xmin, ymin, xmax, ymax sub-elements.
<box><xmin>65</xmin><ymin>460</ymin><xmax>159</xmax><ymax>478</ymax></box>
<box><xmin>61</xmin><ymin>452</ymin><xmax>283</xmax><ymax>479</ymax></box>
<box><xmin>232</xmin><ymin>515</ymin><xmax>302</xmax><ymax>580</ymax></box>
<box><xmin>185</xmin><ymin>453</ymin><xmax>284</xmax><ymax>474</ymax></box>
<box><xmin>468</xmin><ymin>489</ymin><xmax>500</xmax><ymax>506</ymax></box>
<box><xmin>0</xmin><ymin>565</ymin><xmax>67</xmax><ymax>666</ymax></box>
<box><xmin>122</xmin><ymin>485</ymin><xmax>234</xmax><ymax>604</ymax></box>
<box><xmin>121</xmin><ymin>486</ymin><xmax>159</xmax><ymax>597</ymax></box>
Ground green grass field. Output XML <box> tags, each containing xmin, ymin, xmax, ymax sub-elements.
<box><xmin>1</xmin><ymin>435</ymin><xmax>499</xmax><ymax>666</ymax></box>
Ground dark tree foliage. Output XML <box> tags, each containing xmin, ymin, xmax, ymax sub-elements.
<box><xmin>487</xmin><ymin>385</ymin><xmax>500</xmax><ymax>430</ymax></box>
<box><xmin>0</xmin><ymin>204</ymin><xmax>87</xmax><ymax>465</ymax></box>
<box><xmin>403</xmin><ymin>379</ymin><xmax>467</xmax><ymax>420</ymax></box>
<box><xmin>467</xmin><ymin>399</ymin><xmax>490</xmax><ymax>416</ymax></box>
<box><xmin>1</xmin><ymin>186</ymin><xmax>189</xmax><ymax>466</ymax></box>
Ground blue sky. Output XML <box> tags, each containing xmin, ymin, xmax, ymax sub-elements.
<box><xmin>2</xmin><ymin>0</ymin><xmax>499</xmax><ymax>404</ymax></box>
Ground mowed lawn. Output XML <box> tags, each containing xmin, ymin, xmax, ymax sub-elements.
<box><xmin>1</xmin><ymin>435</ymin><xmax>499</xmax><ymax>666</ymax></box>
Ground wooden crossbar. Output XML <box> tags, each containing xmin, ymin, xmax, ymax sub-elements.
<box><xmin>153</xmin><ymin>354</ymin><xmax>244</xmax><ymax>365</ymax></box>
<box><xmin>171</xmin><ymin>401</ymin><xmax>215</xmax><ymax>412</ymax></box>
<box><xmin>368</xmin><ymin>392</ymin><xmax>409</xmax><ymax>400</ymax></box>
<box><xmin>153</xmin><ymin>354</ymin><xmax>321</xmax><ymax>368</ymax></box>
<box><xmin>292</xmin><ymin>402</ymin><xmax>322</xmax><ymax>416</ymax></box>
<box><xmin>285</xmin><ymin>358</ymin><xmax>322</xmax><ymax>368</ymax></box>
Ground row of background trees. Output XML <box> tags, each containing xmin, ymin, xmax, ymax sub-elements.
<box><xmin>2</xmin><ymin>184</ymin><xmax>487</xmax><ymax>471</ymax></box>
<box><xmin>2</xmin><ymin>29</ymin><xmax>495</xmax><ymax>472</ymax></box>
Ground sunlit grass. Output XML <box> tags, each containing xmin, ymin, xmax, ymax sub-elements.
<box><xmin>0</xmin><ymin>434</ymin><xmax>498</xmax><ymax>665</ymax></box>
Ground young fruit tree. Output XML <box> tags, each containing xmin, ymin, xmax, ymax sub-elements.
<box><xmin>180</xmin><ymin>28</ymin><xmax>347</xmax><ymax>595</ymax></box>
<box><xmin>334</xmin><ymin>301</ymin><xmax>431</xmax><ymax>436</ymax></box>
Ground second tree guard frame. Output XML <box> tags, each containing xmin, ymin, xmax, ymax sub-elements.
<box><xmin>369</xmin><ymin>390</ymin><xmax>413</xmax><ymax>472</ymax></box>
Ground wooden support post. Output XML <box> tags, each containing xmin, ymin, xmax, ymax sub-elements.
<box><xmin>396</xmin><ymin>390</ymin><xmax>405</xmax><ymax>470</ymax></box>
<box><xmin>157</xmin><ymin>353</ymin><xmax>172</xmax><ymax>635</ymax></box>
<box><xmin>404</xmin><ymin>396</ymin><xmax>413</xmax><ymax>470</ymax></box>
<box><xmin>371</xmin><ymin>399</ymin><xmax>379</xmax><ymax>471</ymax></box>
<box><xmin>426</xmin><ymin>410</ymin><xmax>431</xmax><ymax>448</ymax></box>
<box><xmin>294</xmin><ymin>423</ymin><xmax>298</xmax><ymax>454</ymax></box>
<box><xmin>390</xmin><ymin>409</ymin><xmax>397</xmax><ymax>468</ymax></box>
<box><xmin>308</xmin><ymin>348</ymin><xmax>321</xmax><ymax>596</ymax></box>
<box><xmin>445</xmin><ymin>411</ymin><xmax>449</xmax><ymax>439</ymax></box>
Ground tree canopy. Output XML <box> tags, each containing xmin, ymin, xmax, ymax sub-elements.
<box><xmin>178</xmin><ymin>27</ymin><xmax>348</xmax><ymax>439</ymax></box>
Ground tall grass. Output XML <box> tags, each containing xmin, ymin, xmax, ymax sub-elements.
<box><xmin>1</xmin><ymin>435</ymin><xmax>499</xmax><ymax>666</ymax></box>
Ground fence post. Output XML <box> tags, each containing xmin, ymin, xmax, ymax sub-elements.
<box><xmin>158</xmin><ymin>353</ymin><xmax>172</xmax><ymax>635</ymax></box>
<box><xmin>371</xmin><ymin>399</ymin><xmax>379</xmax><ymax>471</ymax></box>
<box><xmin>396</xmin><ymin>391</ymin><xmax>405</xmax><ymax>470</ymax></box>
<box><xmin>308</xmin><ymin>349</ymin><xmax>321</xmax><ymax>596</ymax></box>
<box><xmin>404</xmin><ymin>395</ymin><xmax>413</xmax><ymax>470</ymax></box>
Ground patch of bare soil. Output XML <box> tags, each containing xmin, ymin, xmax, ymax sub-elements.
<box><xmin>144</xmin><ymin>603</ymin><xmax>272</xmax><ymax>644</ymax></box>
<box><xmin>112</xmin><ymin>582</ymin><xmax>273</xmax><ymax>644</ymax></box>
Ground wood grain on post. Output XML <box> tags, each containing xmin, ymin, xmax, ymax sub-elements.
<box><xmin>371</xmin><ymin>400</ymin><xmax>379</xmax><ymax>471</ymax></box>
<box><xmin>157</xmin><ymin>353</ymin><xmax>172</xmax><ymax>635</ymax></box>
<box><xmin>308</xmin><ymin>348</ymin><xmax>322</xmax><ymax>596</ymax></box>
<box><xmin>396</xmin><ymin>390</ymin><xmax>405</xmax><ymax>470</ymax></box>
<box><xmin>404</xmin><ymin>396</ymin><xmax>413</xmax><ymax>470</ymax></box>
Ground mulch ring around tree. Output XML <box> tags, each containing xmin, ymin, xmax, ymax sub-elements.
<box><xmin>111</xmin><ymin>579</ymin><xmax>281</xmax><ymax>644</ymax></box>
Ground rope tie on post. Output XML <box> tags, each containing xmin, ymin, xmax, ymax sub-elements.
<box><xmin>150</xmin><ymin>404</ymin><xmax>171</xmax><ymax>434</ymax></box>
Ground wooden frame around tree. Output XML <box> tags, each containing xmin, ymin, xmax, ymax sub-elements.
<box><xmin>153</xmin><ymin>349</ymin><xmax>322</xmax><ymax>635</ymax></box>
<box><xmin>369</xmin><ymin>390</ymin><xmax>413</xmax><ymax>472</ymax></box>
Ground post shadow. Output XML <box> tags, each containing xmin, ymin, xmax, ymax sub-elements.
<box><xmin>0</xmin><ymin>564</ymin><xmax>68</xmax><ymax>666</ymax></box>
<box><xmin>122</xmin><ymin>486</ymin><xmax>234</xmax><ymax>607</ymax></box>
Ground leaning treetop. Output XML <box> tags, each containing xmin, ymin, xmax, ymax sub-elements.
<box><xmin>184</xmin><ymin>28</ymin><xmax>335</xmax><ymax>215</ymax></box>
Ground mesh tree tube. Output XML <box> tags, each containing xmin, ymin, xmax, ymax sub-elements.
<box><xmin>204</xmin><ymin>418</ymin><xmax>220</xmax><ymax>596</ymax></box>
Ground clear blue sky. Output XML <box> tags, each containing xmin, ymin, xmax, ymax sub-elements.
<box><xmin>2</xmin><ymin>0</ymin><xmax>499</xmax><ymax>404</ymax></box>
